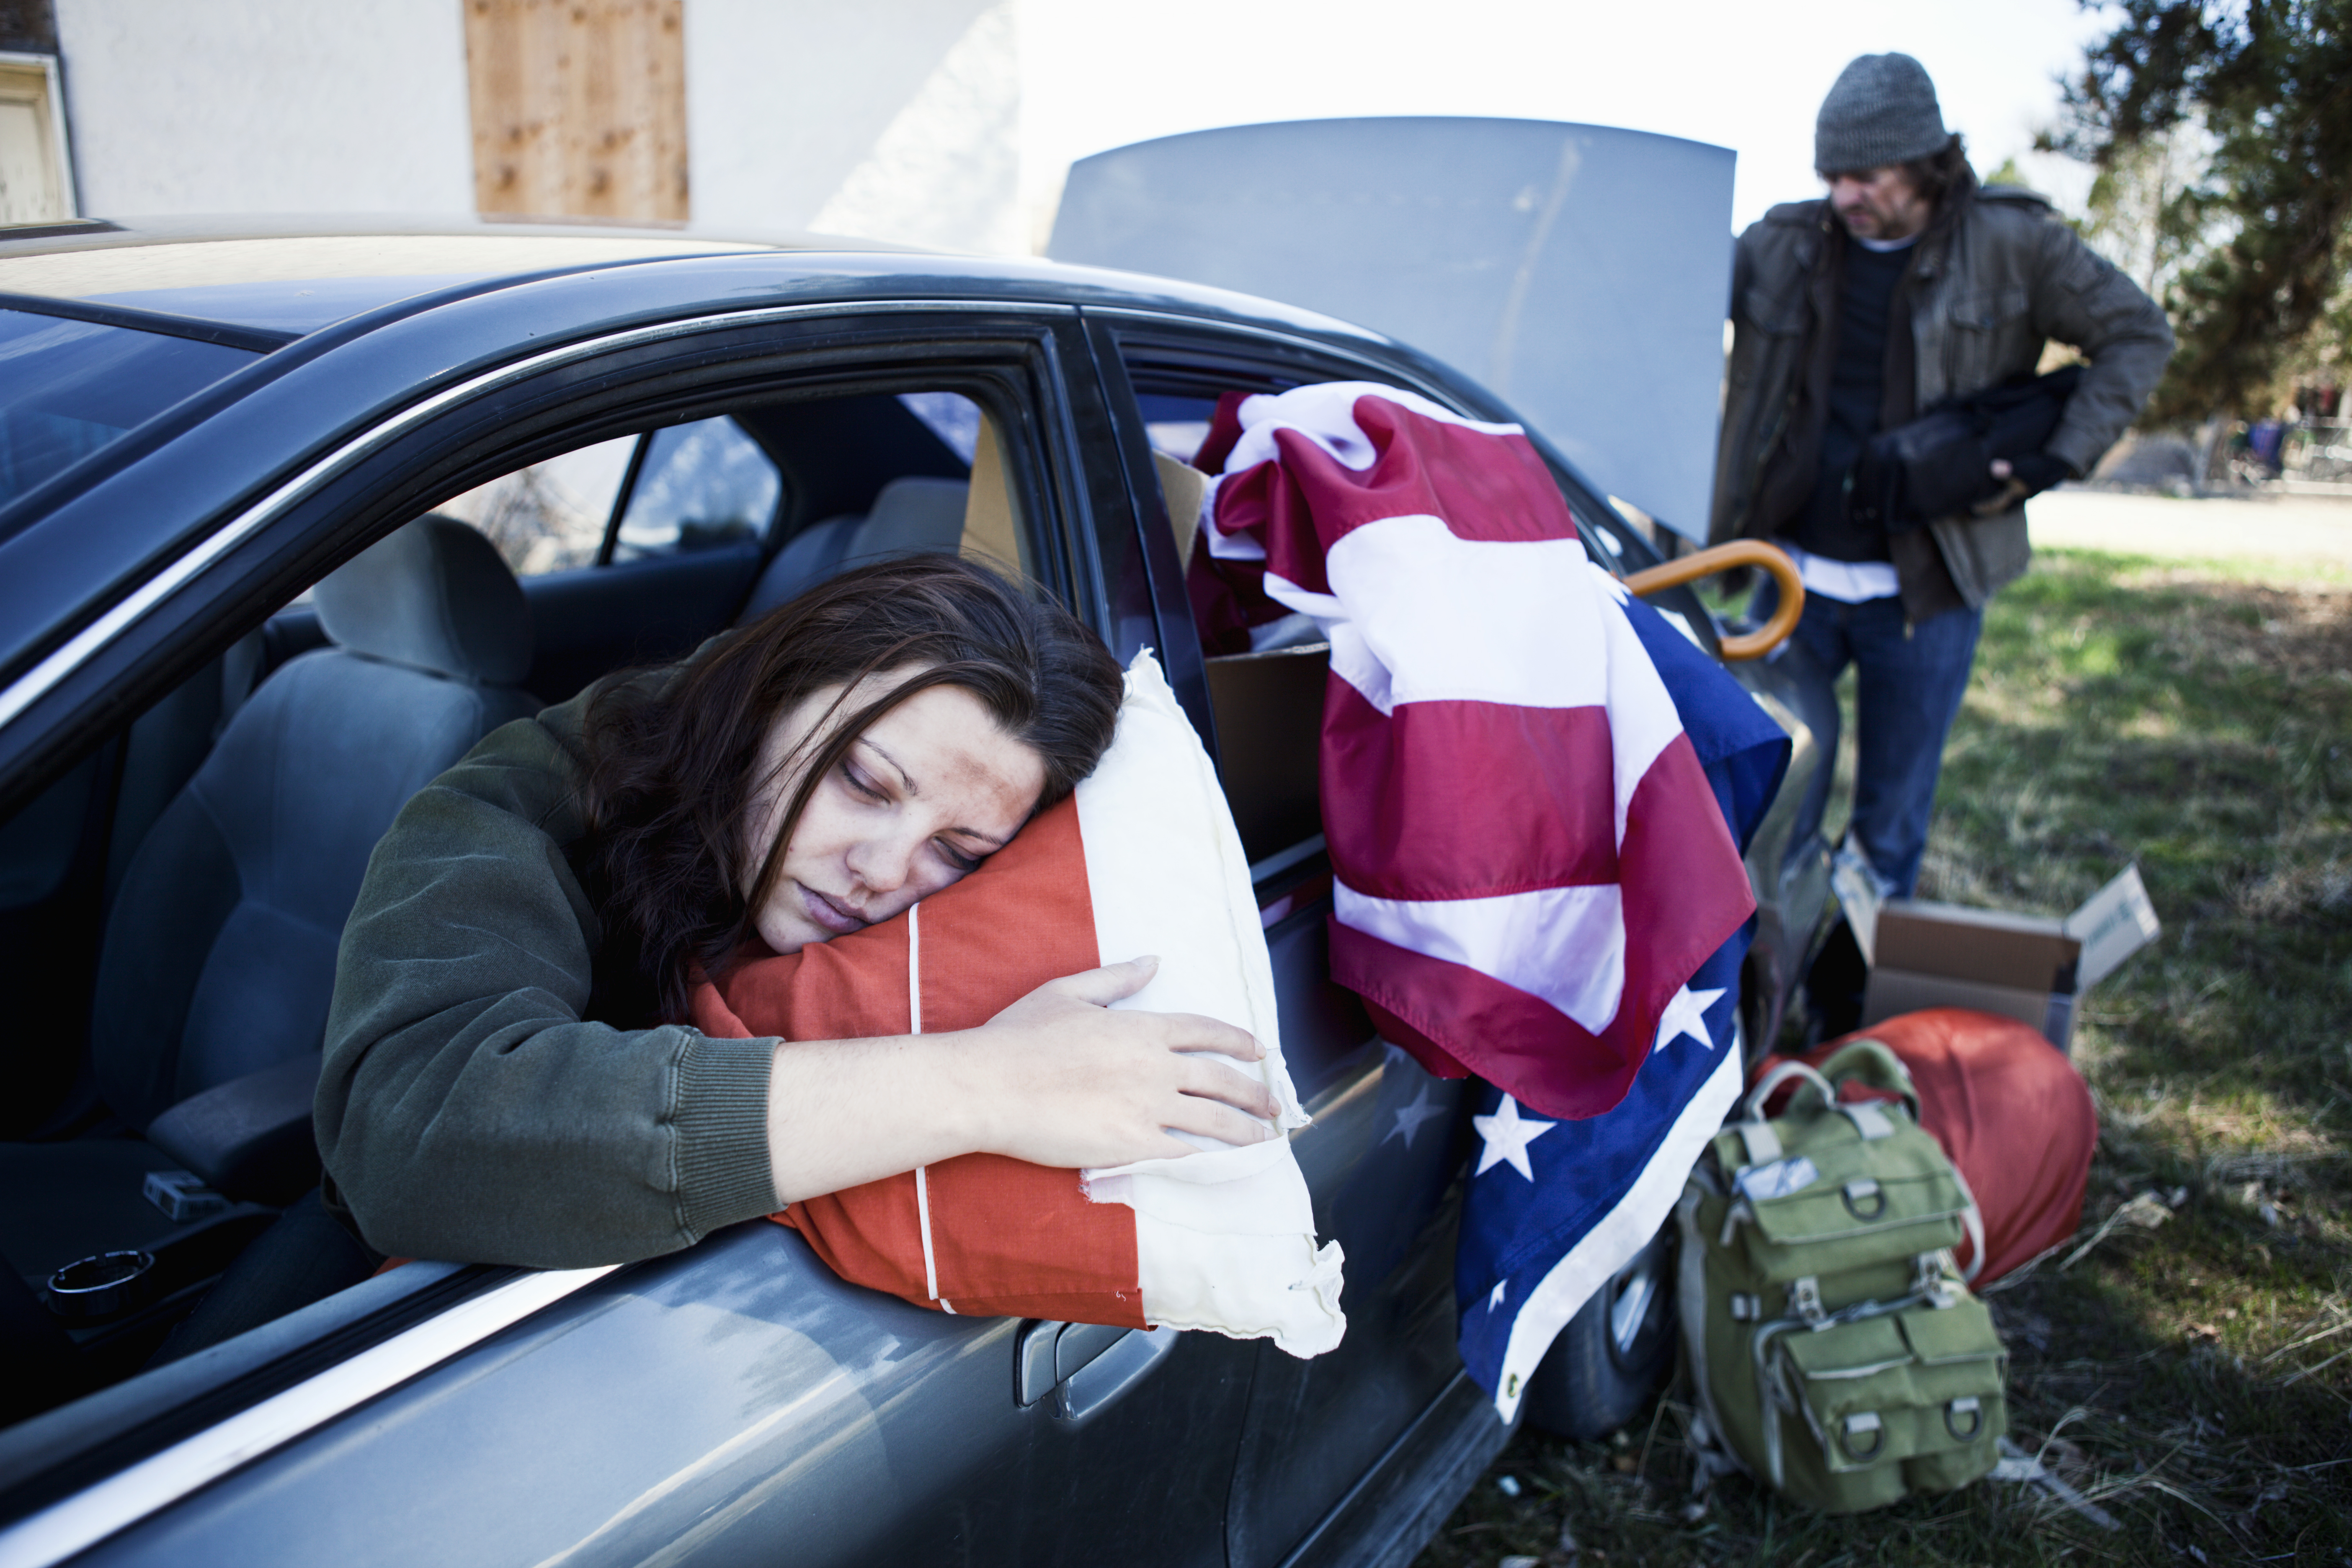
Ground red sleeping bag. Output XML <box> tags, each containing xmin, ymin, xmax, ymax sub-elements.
<box><xmin>1753</xmin><ymin>1008</ymin><xmax>2098</xmax><ymax>1284</ymax></box>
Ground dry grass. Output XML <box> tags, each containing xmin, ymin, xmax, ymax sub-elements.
<box><xmin>1419</xmin><ymin>548</ymin><xmax>2352</xmax><ymax>1566</ymax></box>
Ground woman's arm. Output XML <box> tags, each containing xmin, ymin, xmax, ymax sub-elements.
<box><xmin>319</xmin><ymin>718</ymin><xmax>780</xmax><ymax>1269</ymax></box>
<box><xmin>763</xmin><ymin>956</ymin><xmax>1277</xmax><ymax>1205</ymax></box>
<box><xmin>322</xmin><ymin>710</ymin><xmax>1277</xmax><ymax>1264</ymax></box>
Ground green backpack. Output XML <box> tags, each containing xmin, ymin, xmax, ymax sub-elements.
<box><xmin>1675</xmin><ymin>1040</ymin><xmax>2008</xmax><ymax>1514</ymax></box>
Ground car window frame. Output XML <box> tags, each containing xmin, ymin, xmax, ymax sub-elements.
<box><xmin>0</xmin><ymin>299</ymin><xmax>1112</xmax><ymax>1553</ymax></box>
<box><xmin>0</xmin><ymin>302</ymin><xmax>1103</xmax><ymax>818</ymax></box>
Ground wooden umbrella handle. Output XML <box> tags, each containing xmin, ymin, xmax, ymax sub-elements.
<box><xmin>1620</xmin><ymin>540</ymin><xmax>1803</xmax><ymax>662</ymax></box>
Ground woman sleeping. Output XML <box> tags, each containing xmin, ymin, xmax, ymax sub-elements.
<box><xmin>317</xmin><ymin>555</ymin><xmax>1280</xmax><ymax>1271</ymax></box>
<box><xmin>690</xmin><ymin>646</ymin><xmax>1343</xmax><ymax>1352</ymax></box>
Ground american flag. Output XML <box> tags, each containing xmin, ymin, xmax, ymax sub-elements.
<box><xmin>1199</xmin><ymin>383</ymin><xmax>1788</xmax><ymax>1413</ymax></box>
<box><xmin>1454</xmin><ymin>600</ymin><xmax>1785</xmax><ymax>1418</ymax></box>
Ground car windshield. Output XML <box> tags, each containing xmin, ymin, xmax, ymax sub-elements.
<box><xmin>0</xmin><ymin>307</ymin><xmax>262</xmax><ymax>511</ymax></box>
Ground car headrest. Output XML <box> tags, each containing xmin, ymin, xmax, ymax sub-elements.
<box><xmin>847</xmin><ymin>476</ymin><xmax>970</xmax><ymax>561</ymax></box>
<box><xmin>313</xmin><ymin>516</ymin><xmax>534</xmax><ymax>686</ymax></box>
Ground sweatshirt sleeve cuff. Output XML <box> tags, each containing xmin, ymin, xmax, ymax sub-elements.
<box><xmin>2045</xmin><ymin>428</ymin><xmax>2101</xmax><ymax>482</ymax></box>
<box><xmin>673</xmin><ymin>1029</ymin><xmax>781</xmax><ymax>1239</ymax></box>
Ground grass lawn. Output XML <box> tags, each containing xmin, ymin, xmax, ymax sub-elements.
<box><xmin>1417</xmin><ymin>547</ymin><xmax>2352</xmax><ymax>1566</ymax></box>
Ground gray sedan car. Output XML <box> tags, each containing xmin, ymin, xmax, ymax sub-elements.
<box><xmin>0</xmin><ymin>217</ymin><xmax>1832</xmax><ymax>1567</ymax></box>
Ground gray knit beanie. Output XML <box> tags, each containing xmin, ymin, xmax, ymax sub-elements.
<box><xmin>1816</xmin><ymin>53</ymin><xmax>1951</xmax><ymax>174</ymax></box>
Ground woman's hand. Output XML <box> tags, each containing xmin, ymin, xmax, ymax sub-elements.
<box><xmin>959</xmin><ymin>956</ymin><xmax>1280</xmax><ymax>1168</ymax></box>
<box><xmin>764</xmin><ymin>957</ymin><xmax>1280</xmax><ymax>1206</ymax></box>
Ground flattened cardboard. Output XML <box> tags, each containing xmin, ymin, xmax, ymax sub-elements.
<box><xmin>2066</xmin><ymin>864</ymin><xmax>2162</xmax><ymax>991</ymax></box>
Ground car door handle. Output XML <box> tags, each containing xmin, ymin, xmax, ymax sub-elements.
<box><xmin>1014</xmin><ymin>1319</ymin><xmax>1179</xmax><ymax>1420</ymax></box>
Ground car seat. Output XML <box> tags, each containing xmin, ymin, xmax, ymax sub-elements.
<box><xmin>0</xmin><ymin>516</ymin><xmax>541</xmax><ymax>1292</ymax></box>
<box><xmin>736</xmin><ymin>476</ymin><xmax>970</xmax><ymax>626</ymax></box>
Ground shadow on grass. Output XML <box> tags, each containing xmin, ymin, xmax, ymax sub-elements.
<box><xmin>1413</xmin><ymin>1178</ymin><xmax>2352</xmax><ymax>1566</ymax></box>
<box><xmin>1417</xmin><ymin>550</ymin><xmax>2352</xmax><ymax>1566</ymax></box>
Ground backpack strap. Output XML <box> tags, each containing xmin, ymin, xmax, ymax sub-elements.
<box><xmin>1812</xmin><ymin>1039</ymin><xmax>1923</xmax><ymax>1121</ymax></box>
<box><xmin>1947</xmin><ymin>1160</ymin><xmax>1988</xmax><ymax>1284</ymax></box>
<box><xmin>1741</xmin><ymin>1061</ymin><xmax>1838</xmax><ymax>1126</ymax></box>
<box><xmin>1839</xmin><ymin>1101</ymin><xmax>1900</xmax><ymax>1140</ymax></box>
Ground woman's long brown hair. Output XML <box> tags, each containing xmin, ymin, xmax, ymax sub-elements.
<box><xmin>570</xmin><ymin>554</ymin><xmax>1123</xmax><ymax>1024</ymax></box>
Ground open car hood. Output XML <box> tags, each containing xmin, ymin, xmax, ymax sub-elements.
<box><xmin>1049</xmin><ymin>117</ymin><xmax>1735</xmax><ymax>540</ymax></box>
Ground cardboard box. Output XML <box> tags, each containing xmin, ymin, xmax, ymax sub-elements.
<box><xmin>1844</xmin><ymin>863</ymin><xmax>2161</xmax><ymax>1051</ymax></box>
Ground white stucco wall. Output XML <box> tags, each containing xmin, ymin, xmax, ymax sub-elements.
<box><xmin>688</xmin><ymin>0</ymin><xmax>1024</xmax><ymax>252</ymax></box>
<box><xmin>54</xmin><ymin>0</ymin><xmax>474</xmax><ymax>217</ymax></box>
<box><xmin>48</xmin><ymin>0</ymin><xmax>1029</xmax><ymax>246</ymax></box>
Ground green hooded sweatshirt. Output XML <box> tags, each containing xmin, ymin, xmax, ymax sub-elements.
<box><xmin>315</xmin><ymin>671</ymin><xmax>781</xmax><ymax>1269</ymax></box>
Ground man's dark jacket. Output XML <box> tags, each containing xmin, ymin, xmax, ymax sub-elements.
<box><xmin>1709</xmin><ymin>177</ymin><xmax>2173</xmax><ymax>616</ymax></box>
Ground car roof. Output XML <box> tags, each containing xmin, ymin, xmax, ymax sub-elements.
<box><xmin>0</xmin><ymin>214</ymin><xmax>1393</xmax><ymax>345</ymax></box>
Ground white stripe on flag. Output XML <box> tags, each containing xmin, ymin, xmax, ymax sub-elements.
<box><xmin>1335</xmin><ymin>881</ymin><xmax>1626</xmax><ymax>1034</ymax></box>
<box><xmin>913</xmin><ymin>1163</ymin><xmax>948</xmax><ymax>1310</ymax></box>
<box><xmin>908</xmin><ymin>903</ymin><xmax>952</xmax><ymax>1313</ymax></box>
<box><xmin>1487</xmin><ymin>1041</ymin><xmax>1743</xmax><ymax>1423</ymax></box>
<box><xmin>1587</xmin><ymin>562</ymin><xmax>1686</xmax><ymax>849</ymax></box>
<box><xmin>1265</xmin><ymin>521</ymin><xmax>1688</xmax><ymax>854</ymax></box>
<box><xmin>906</xmin><ymin>900</ymin><xmax>923</xmax><ymax>1036</ymax></box>
<box><xmin>1307</xmin><ymin>517</ymin><xmax>1609</xmax><ymax>717</ymax></box>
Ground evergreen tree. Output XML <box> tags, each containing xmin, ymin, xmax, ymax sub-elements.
<box><xmin>2050</xmin><ymin>0</ymin><xmax>2352</xmax><ymax>423</ymax></box>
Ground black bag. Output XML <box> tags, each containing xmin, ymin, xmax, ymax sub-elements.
<box><xmin>1849</xmin><ymin>366</ymin><xmax>2083</xmax><ymax>531</ymax></box>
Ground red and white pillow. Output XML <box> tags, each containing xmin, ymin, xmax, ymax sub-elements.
<box><xmin>693</xmin><ymin>652</ymin><xmax>1346</xmax><ymax>1357</ymax></box>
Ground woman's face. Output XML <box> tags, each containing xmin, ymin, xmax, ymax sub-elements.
<box><xmin>743</xmin><ymin>677</ymin><xmax>1048</xmax><ymax>954</ymax></box>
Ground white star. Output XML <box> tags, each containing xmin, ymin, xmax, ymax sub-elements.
<box><xmin>1472</xmin><ymin>1096</ymin><xmax>1556</xmax><ymax>1181</ymax></box>
<box><xmin>1653</xmin><ymin>984</ymin><xmax>1727</xmax><ymax>1054</ymax></box>
<box><xmin>1382</xmin><ymin>1084</ymin><xmax>1446</xmax><ymax>1150</ymax></box>
<box><xmin>1488</xmin><ymin>1279</ymin><xmax>1509</xmax><ymax>1311</ymax></box>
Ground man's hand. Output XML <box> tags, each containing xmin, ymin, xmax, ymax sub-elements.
<box><xmin>1974</xmin><ymin>451</ymin><xmax>2076</xmax><ymax>516</ymax></box>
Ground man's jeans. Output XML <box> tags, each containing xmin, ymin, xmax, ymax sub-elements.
<box><xmin>1761</xmin><ymin>586</ymin><xmax>1983</xmax><ymax>898</ymax></box>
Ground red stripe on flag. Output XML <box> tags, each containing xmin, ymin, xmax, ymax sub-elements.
<box><xmin>1214</xmin><ymin>398</ymin><xmax>1573</xmax><ymax>595</ymax></box>
<box><xmin>1319</xmin><ymin>680</ymin><xmax>1619</xmax><ymax>900</ymax></box>
<box><xmin>1615</xmin><ymin>730</ymin><xmax>1758</xmax><ymax>1034</ymax></box>
<box><xmin>1329</xmin><ymin>718</ymin><xmax>1756</xmax><ymax>1122</ymax></box>
<box><xmin>1329</xmin><ymin>920</ymin><xmax>1652</xmax><ymax>1120</ymax></box>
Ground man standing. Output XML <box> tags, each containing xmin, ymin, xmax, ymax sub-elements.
<box><xmin>1712</xmin><ymin>54</ymin><xmax>2171</xmax><ymax>928</ymax></box>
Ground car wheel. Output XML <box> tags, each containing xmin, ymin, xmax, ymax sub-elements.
<box><xmin>1521</xmin><ymin>1224</ymin><xmax>1676</xmax><ymax>1441</ymax></box>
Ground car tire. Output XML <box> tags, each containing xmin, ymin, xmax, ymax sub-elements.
<box><xmin>1521</xmin><ymin>1224</ymin><xmax>1676</xmax><ymax>1442</ymax></box>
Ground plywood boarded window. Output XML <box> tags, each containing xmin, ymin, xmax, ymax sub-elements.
<box><xmin>0</xmin><ymin>53</ymin><xmax>72</xmax><ymax>225</ymax></box>
<box><xmin>465</xmin><ymin>0</ymin><xmax>689</xmax><ymax>223</ymax></box>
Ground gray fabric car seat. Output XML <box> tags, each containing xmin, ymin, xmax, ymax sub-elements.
<box><xmin>735</xmin><ymin>512</ymin><xmax>859</xmax><ymax>626</ymax></box>
<box><xmin>842</xmin><ymin>476</ymin><xmax>969</xmax><ymax>563</ymax></box>
<box><xmin>735</xmin><ymin>477</ymin><xmax>972</xmax><ymax>628</ymax></box>
<box><xmin>0</xmin><ymin>516</ymin><xmax>538</xmax><ymax>1297</ymax></box>
<box><xmin>90</xmin><ymin>516</ymin><xmax>541</xmax><ymax>1130</ymax></box>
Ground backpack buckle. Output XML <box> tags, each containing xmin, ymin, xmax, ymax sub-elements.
<box><xmin>1945</xmin><ymin>1395</ymin><xmax>1983</xmax><ymax>1440</ymax></box>
<box><xmin>1789</xmin><ymin>1275</ymin><xmax>1826</xmax><ymax>1326</ymax></box>
<box><xmin>1914</xmin><ymin>1252</ymin><xmax>1960</xmax><ymax>1305</ymax></box>
<box><xmin>1841</xmin><ymin>1411</ymin><xmax>1885</xmax><ymax>1460</ymax></box>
